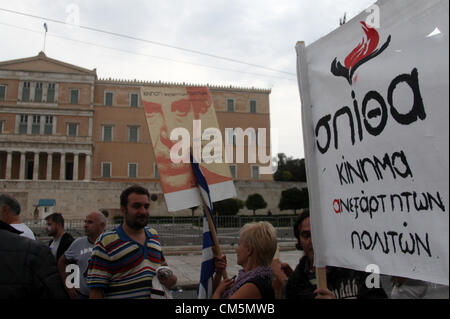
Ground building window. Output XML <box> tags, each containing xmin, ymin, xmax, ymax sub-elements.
<box><xmin>0</xmin><ymin>85</ymin><xmax>6</xmax><ymax>101</ymax></box>
<box><xmin>22</xmin><ymin>82</ymin><xmax>30</xmax><ymax>102</ymax></box>
<box><xmin>19</xmin><ymin>115</ymin><xmax>28</xmax><ymax>134</ymax></box>
<box><xmin>105</xmin><ymin>92</ymin><xmax>113</xmax><ymax>106</ymax></box>
<box><xmin>32</xmin><ymin>115</ymin><xmax>41</xmax><ymax>135</ymax></box>
<box><xmin>101</xmin><ymin>162</ymin><xmax>111</xmax><ymax>178</ymax></box>
<box><xmin>251</xmin><ymin>129</ymin><xmax>258</xmax><ymax>146</ymax></box>
<box><xmin>251</xmin><ymin>166</ymin><xmax>260</xmax><ymax>179</ymax></box>
<box><xmin>70</xmin><ymin>89</ymin><xmax>79</xmax><ymax>104</ymax></box>
<box><xmin>128</xmin><ymin>126</ymin><xmax>139</xmax><ymax>142</ymax></box>
<box><xmin>154</xmin><ymin>163</ymin><xmax>159</xmax><ymax>179</ymax></box>
<box><xmin>102</xmin><ymin>125</ymin><xmax>113</xmax><ymax>141</ymax></box>
<box><xmin>227</xmin><ymin>99</ymin><xmax>235</xmax><ymax>112</ymax></box>
<box><xmin>67</xmin><ymin>123</ymin><xmax>78</xmax><ymax>136</ymax></box>
<box><xmin>35</xmin><ymin>83</ymin><xmax>43</xmax><ymax>102</ymax></box>
<box><xmin>47</xmin><ymin>83</ymin><xmax>55</xmax><ymax>103</ymax></box>
<box><xmin>44</xmin><ymin>116</ymin><xmax>53</xmax><ymax>135</ymax></box>
<box><xmin>130</xmin><ymin>93</ymin><xmax>139</xmax><ymax>107</ymax></box>
<box><xmin>128</xmin><ymin>163</ymin><xmax>138</xmax><ymax>178</ymax></box>
<box><xmin>230</xmin><ymin>165</ymin><xmax>237</xmax><ymax>179</ymax></box>
<box><xmin>250</xmin><ymin>100</ymin><xmax>257</xmax><ymax>113</ymax></box>
<box><xmin>0</xmin><ymin>121</ymin><xmax>4</xmax><ymax>134</ymax></box>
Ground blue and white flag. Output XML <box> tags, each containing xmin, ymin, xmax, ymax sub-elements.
<box><xmin>191</xmin><ymin>154</ymin><xmax>216</xmax><ymax>299</ymax></box>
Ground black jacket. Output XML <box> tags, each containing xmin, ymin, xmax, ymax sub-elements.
<box><xmin>285</xmin><ymin>256</ymin><xmax>387</xmax><ymax>299</ymax></box>
<box><xmin>0</xmin><ymin>221</ymin><xmax>68</xmax><ymax>299</ymax></box>
<box><xmin>49</xmin><ymin>232</ymin><xmax>74</xmax><ymax>261</ymax></box>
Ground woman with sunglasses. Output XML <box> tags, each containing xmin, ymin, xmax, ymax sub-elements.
<box><xmin>271</xmin><ymin>209</ymin><xmax>387</xmax><ymax>299</ymax></box>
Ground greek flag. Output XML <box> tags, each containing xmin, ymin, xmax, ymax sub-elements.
<box><xmin>191</xmin><ymin>155</ymin><xmax>216</xmax><ymax>299</ymax></box>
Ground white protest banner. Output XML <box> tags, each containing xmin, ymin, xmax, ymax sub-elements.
<box><xmin>297</xmin><ymin>0</ymin><xmax>448</xmax><ymax>285</ymax></box>
<box><xmin>141</xmin><ymin>86</ymin><xmax>236</xmax><ymax>212</ymax></box>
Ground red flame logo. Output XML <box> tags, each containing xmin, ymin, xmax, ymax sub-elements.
<box><xmin>345</xmin><ymin>22</ymin><xmax>379</xmax><ymax>70</ymax></box>
<box><xmin>331</xmin><ymin>22</ymin><xmax>391</xmax><ymax>85</ymax></box>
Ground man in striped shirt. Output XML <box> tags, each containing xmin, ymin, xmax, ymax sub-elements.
<box><xmin>87</xmin><ymin>185</ymin><xmax>177</xmax><ymax>299</ymax></box>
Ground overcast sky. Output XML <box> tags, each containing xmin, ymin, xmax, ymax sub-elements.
<box><xmin>0</xmin><ymin>0</ymin><xmax>376</xmax><ymax>159</ymax></box>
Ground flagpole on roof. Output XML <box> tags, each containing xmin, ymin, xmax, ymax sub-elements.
<box><xmin>42</xmin><ymin>22</ymin><xmax>48</xmax><ymax>52</ymax></box>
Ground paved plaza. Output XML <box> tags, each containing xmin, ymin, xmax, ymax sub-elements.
<box><xmin>164</xmin><ymin>243</ymin><xmax>301</xmax><ymax>289</ymax></box>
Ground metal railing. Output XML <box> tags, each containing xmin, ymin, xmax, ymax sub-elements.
<box><xmin>24</xmin><ymin>216</ymin><xmax>297</xmax><ymax>246</ymax></box>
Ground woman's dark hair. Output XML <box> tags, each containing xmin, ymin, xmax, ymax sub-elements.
<box><xmin>293</xmin><ymin>208</ymin><xmax>310</xmax><ymax>250</ymax></box>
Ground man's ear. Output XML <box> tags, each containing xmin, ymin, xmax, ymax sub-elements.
<box><xmin>120</xmin><ymin>206</ymin><xmax>126</xmax><ymax>216</ymax></box>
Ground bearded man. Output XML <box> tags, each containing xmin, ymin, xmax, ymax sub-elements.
<box><xmin>87</xmin><ymin>185</ymin><xmax>177</xmax><ymax>299</ymax></box>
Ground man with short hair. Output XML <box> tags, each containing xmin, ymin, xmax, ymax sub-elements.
<box><xmin>45</xmin><ymin>212</ymin><xmax>74</xmax><ymax>261</ymax></box>
<box><xmin>0</xmin><ymin>193</ymin><xmax>35</xmax><ymax>240</ymax></box>
<box><xmin>87</xmin><ymin>185</ymin><xmax>177</xmax><ymax>299</ymax></box>
<box><xmin>57</xmin><ymin>211</ymin><xmax>106</xmax><ymax>299</ymax></box>
<box><xmin>272</xmin><ymin>209</ymin><xmax>387</xmax><ymax>299</ymax></box>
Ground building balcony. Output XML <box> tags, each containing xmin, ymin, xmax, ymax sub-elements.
<box><xmin>0</xmin><ymin>133</ymin><xmax>93</xmax><ymax>146</ymax></box>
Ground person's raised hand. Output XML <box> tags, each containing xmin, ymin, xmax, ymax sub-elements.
<box><xmin>215</xmin><ymin>255</ymin><xmax>227</xmax><ymax>276</ymax></box>
<box><xmin>314</xmin><ymin>288</ymin><xmax>336</xmax><ymax>299</ymax></box>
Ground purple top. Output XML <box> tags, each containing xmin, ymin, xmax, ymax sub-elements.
<box><xmin>222</xmin><ymin>266</ymin><xmax>274</xmax><ymax>299</ymax></box>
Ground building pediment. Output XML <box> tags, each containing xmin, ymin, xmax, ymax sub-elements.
<box><xmin>0</xmin><ymin>52</ymin><xmax>96</xmax><ymax>76</ymax></box>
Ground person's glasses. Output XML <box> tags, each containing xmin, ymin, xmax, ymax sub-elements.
<box><xmin>300</xmin><ymin>231</ymin><xmax>311</xmax><ymax>239</ymax></box>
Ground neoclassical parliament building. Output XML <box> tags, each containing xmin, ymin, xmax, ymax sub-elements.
<box><xmin>0</xmin><ymin>52</ymin><xmax>301</xmax><ymax>219</ymax></box>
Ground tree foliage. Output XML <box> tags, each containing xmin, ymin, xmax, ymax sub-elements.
<box><xmin>245</xmin><ymin>193</ymin><xmax>268</xmax><ymax>216</ymax></box>
<box><xmin>278</xmin><ymin>187</ymin><xmax>309</xmax><ymax>214</ymax></box>
<box><xmin>274</xmin><ymin>153</ymin><xmax>307</xmax><ymax>182</ymax></box>
<box><xmin>213</xmin><ymin>198</ymin><xmax>244</xmax><ymax>216</ymax></box>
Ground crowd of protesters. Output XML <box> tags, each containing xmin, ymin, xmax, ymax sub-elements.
<box><xmin>0</xmin><ymin>190</ymin><xmax>448</xmax><ymax>299</ymax></box>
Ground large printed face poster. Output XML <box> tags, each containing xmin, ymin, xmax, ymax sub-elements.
<box><xmin>297</xmin><ymin>0</ymin><xmax>449</xmax><ymax>284</ymax></box>
<box><xmin>141</xmin><ymin>86</ymin><xmax>236</xmax><ymax>212</ymax></box>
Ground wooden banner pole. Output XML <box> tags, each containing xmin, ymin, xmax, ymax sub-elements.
<box><xmin>315</xmin><ymin>267</ymin><xmax>328</xmax><ymax>290</ymax></box>
<box><xmin>201</xmin><ymin>198</ymin><xmax>228</xmax><ymax>280</ymax></box>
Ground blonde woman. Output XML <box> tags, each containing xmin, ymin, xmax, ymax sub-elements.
<box><xmin>212</xmin><ymin>222</ymin><xmax>277</xmax><ymax>299</ymax></box>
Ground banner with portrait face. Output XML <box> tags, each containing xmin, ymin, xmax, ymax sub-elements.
<box><xmin>297</xmin><ymin>0</ymin><xmax>448</xmax><ymax>284</ymax></box>
<box><xmin>141</xmin><ymin>86</ymin><xmax>236</xmax><ymax>212</ymax></box>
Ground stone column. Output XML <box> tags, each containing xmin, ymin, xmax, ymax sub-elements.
<box><xmin>5</xmin><ymin>151</ymin><xmax>12</xmax><ymax>180</ymax></box>
<box><xmin>85</xmin><ymin>153</ymin><xmax>91</xmax><ymax>181</ymax></box>
<box><xmin>46</xmin><ymin>152</ymin><xmax>53</xmax><ymax>180</ymax></box>
<box><xmin>33</xmin><ymin>152</ymin><xmax>39</xmax><ymax>180</ymax></box>
<box><xmin>60</xmin><ymin>152</ymin><xmax>66</xmax><ymax>180</ymax></box>
<box><xmin>73</xmin><ymin>153</ymin><xmax>79</xmax><ymax>181</ymax></box>
<box><xmin>19</xmin><ymin>152</ymin><xmax>26</xmax><ymax>180</ymax></box>
<box><xmin>27</xmin><ymin>115</ymin><xmax>32</xmax><ymax>134</ymax></box>
<box><xmin>40</xmin><ymin>115</ymin><xmax>45</xmax><ymax>135</ymax></box>
<box><xmin>88</xmin><ymin>117</ymin><xmax>93</xmax><ymax>137</ymax></box>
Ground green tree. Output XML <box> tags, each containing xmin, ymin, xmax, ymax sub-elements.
<box><xmin>274</xmin><ymin>153</ymin><xmax>307</xmax><ymax>182</ymax></box>
<box><xmin>282</xmin><ymin>170</ymin><xmax>293</xmax><ymax>181</ymax></box>
<box><xmin>340</xmin><ymin>12</ymin><xmax>347</xmax><ymax>26</ymax></box>
<box><xmin>245</xmin><ymin>194</ymin><xmax>268</xmax><ymax>216</ymax></box>
<box><xmin>278</xmin><ymin>187</ymin><xmax>309</xmax><ymax>214</ymax></box>
<box><xmin>213</xmin><ymin>198</ymin><xmax>244</xmax><ymax>216</ymax></box>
